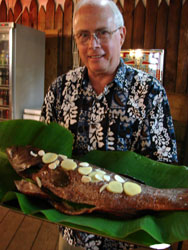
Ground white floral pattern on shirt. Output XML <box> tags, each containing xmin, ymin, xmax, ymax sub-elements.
<box><xmin>41</xmin><ymin>58</ymin><xmax>177</xmax><ymax>162</ymax></box>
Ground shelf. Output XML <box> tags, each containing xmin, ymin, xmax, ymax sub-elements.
<box><xmin>0</xmin><ymin>118</ymin><xmax>9</xmax><ymax>121</ymax></box>
<box><xmin>0</xmin><ymin>85</ymin><xmax>9</xmax><ymax>89</ymax></box>
<box><xmin>0</xmin><ymin>105</ymin><xmax>9</xmax><ymax>109</ymax></box>
<box><xmin>0</xmin><ymin>64</ymin><xmax>8</xmax><ymax>68</ymax></box>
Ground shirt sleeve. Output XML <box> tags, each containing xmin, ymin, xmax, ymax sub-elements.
<box><xmin>40</xmin><ymin>77</ymin><xmax>62</xmax><ymax>124</ymax></box>
<box><xmin>139</xmin><ymin>79</ymin><xmax>178</xmax><ymax>163</ymax></box>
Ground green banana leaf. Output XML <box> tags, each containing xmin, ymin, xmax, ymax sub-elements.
<box><xmin>0</xmin><ymin>119</ymin><xmax>188</xmax><ymax>247</ymax></box>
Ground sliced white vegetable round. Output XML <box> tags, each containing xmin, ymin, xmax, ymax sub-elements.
<box><xmin>123</xmin><ymin>181</ymin><xmax>142</xmax><ymax>196</ymax></box>
<box><xmin>38</xmin><ymin>150</ymin><xmax>45</xmax><ymax>156</ymax></box>
<box><xmin>107</xmin><ymin>181</ymin><xmax>123</xmax><ymax>193</ymax></box>
<box><xmin>35</xmin><ymin>176</ymin><xmax>42</xmax><ymax>188</ymax></box>
<box><xmin>89</xmin><ymin>171</ymin><xmax>104</xmax><ymax>178</ymax></box>
<box><xmin>103</xmin><ymin>175</ymin><xmax>111</xmax><ymax>182</ymax></box>
<box><xmin>114</xmin><ymin>174</ymin><xmax>125</xmax><ymax>183</ymax></box>
<box><xmin>42</xmin><ymin>152</ymin><xmax>58</xmax><ymax>164</ymax></box>
<box><xmin>79</xmin><ymin>162</ymin><xmax>89</xmax><ymax>167</ymax></box>
<box><xmin>48</xmin><ymin>162</ymin><xmax>57</xmax><ymax>169</ymax></box>
<box><xmin>94</xmin><ymin>173</ymin><xmax>103</xmax><ymax>181</ymax></box>
<box><xmin>78</xmin><ymin>166</ymin><xmax>93</xmax><ymax>175</ymax></box>
<box><xmin>99</xmin><ymin>184</ymin><xmax>108</xmax><ymax>193</ymax></box>
<box><xmin>30</xmin><ymin>151</ymin><xmax>38</xmax><ymax>157</ymax></box>
<box><xmin>59</xmin><ymin>154</ymin><xmax>68</xmax><ymax>160</ymax></box>
<box><xmin>81</xmin><ymin>175</ymin><xmax>91</xmax><ymax>183</ymax></box>
<box><xmin>89</xmin><ymin>171</ymin><xmax>104</xmax><ymax>182</ymax></box>
<box><xmin>61</xmin><ymin>159</ymin><xmax>77</xmax><ymax>170</ymax></box>
<box><xmin>48</xmin><ymin>160</ymin><xmax>60</xmax><ymax>170</ymax></box>
<box><xmin>95</xmin><ymin>169</ymin><xmax>106</xmax><ymax>175</ymax></box>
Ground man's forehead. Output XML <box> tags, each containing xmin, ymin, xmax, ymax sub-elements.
<box><xmin>73</xmin><ymin>5</ymin><xmax>115</xmax><ymax>32</ymax></box>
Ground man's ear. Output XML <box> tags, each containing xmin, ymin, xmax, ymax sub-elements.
<box><xmin>120</xmin><ymin>26</ymin><xmax>126</xmax><ymax>47</ymax></box>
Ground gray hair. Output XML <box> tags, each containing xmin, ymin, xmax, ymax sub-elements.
<box><xmin>73</xmin><ymin>0</ymin><xmax>124</xmax><ymax>31</ymax></box>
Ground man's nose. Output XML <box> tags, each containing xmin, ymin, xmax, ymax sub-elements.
<box><xmin>88</xmin><ymin>33</ymin><xmax>100</xmax><ymax>48</ymax></box>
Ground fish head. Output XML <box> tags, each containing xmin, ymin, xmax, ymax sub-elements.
<box><xmin>6</xmin><ymin>146</ymin><xmax>42</xmax><ymax>174</ymax></box>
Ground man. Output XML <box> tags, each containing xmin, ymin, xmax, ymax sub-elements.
<box><xmin>40</xmin><ymin>0</ymin><xmax>177</xmax><ymax>249</ymax></box>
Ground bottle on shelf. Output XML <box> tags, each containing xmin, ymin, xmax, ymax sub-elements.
<box><xmin>5</xmin><ymin>52</ymin><xmax>9</xmax><ymax>65</ymax></box>
<box><xmin>5</xmin><ymin>69</ymin><xmax>9</xmax><ymax>85</ymax></box>
<box><xmin>0</xmin><ymin>70</ymin><xmax>2</xmax><ymax>85</ymax></box>
<box><xmin>2</xmin><ymin>90</ymin><xmax>5</xmax><ymax>105</ymax></box>
<box><xmin>1</xmin><ymin>90</ymin><xmax>9</xmax><ymax>106</ymax></box>
<box><xmin>3</xmin><ymin>109</ymin><xmax>9</xmax><ymax>119</ymax></box>
<box><xmin>0</xmin><ymin>90</ymin><xmax>3</xmax><ymax>105</ymax></box>
<box><xmin>6</xmin><ymin>90</ymin><xmax>9</xmax><ymax>105</ymax></box>
<box><xmin>0</xmin><ymin>50</ymin><xmax>6</xmax><ymax>66</ymax></box>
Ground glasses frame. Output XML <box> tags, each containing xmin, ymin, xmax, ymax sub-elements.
<box><xmin>74</xmin><ymin>27</ymin><xmax>121</xmax><ymax>45</ymax></box>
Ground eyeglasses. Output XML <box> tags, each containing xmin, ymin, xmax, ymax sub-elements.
<box><xmin>74</xmin><ymin>27</ymin><xmax>121</xmax><ymax>45</ymax></box>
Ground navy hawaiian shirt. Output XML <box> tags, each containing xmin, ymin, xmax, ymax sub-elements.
<box><xmin>41</xmin><ymin>58</ymin><xmax>177</xmax><ymax>163</ymax></box>
<box><xmin>40</xmin><ymin>58</ymin><xmax>178</xmax><ymax>249</ymax></box>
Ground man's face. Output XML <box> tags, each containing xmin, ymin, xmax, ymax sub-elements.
<box><xmin>73</xmin><ymin>4</ymin><xmax>125</xmax><ymax>77</ymax></box>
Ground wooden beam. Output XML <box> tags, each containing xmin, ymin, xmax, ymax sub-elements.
<box><xmin>167</xmin><ymin>93</ymin><xmax>188</xmax><ymax>123</ymax></box>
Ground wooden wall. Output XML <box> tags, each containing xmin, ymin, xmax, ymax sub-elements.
<box><xmin>0</xmin><ymin>0</ymin><xmax>188</xmax><ymax>164</ymax></box>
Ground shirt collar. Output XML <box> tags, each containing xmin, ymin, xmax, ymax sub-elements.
<box><xmin>81</xmin><ymin>57</ymin><xmax>127</xmax><ymax>91</ymax></box>
<box><xmin>113</xmin><ymin>57</ymin><xmax>128</xmax><ymax>89</ymax></box>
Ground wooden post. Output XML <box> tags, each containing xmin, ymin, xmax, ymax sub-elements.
<box><xmin>55</xmin><ymin>4</ymin><xmax>64</xmax><ymax>76</ymax></box>
<box><xmin>29</xmin><ymin>0</ymin><xmax>38</xmax><ymax>29</ymax></box>
<box><xmin>22</xmin><ymin>7</ymin><xmax>31</xmax><ymax>27</ymax></box>
<box><xmin>132</xmin><ymin>0</ymin><xmax>145</xmax><ymax>49</ymax></box>
<box><xmin>38</xmin><ymin>6</ymin><xmax>46</xmax><ymax>32</ymax></box>
<box><xmin>155</xmin><ymin>0</ymin><xmax>169</xmax><ymax>49</ymax></box>
<box><xmin>0</xmin><ymin>0</ymin><xmax>7</xmax><ymax>22</ymax></box>
<box><xmin>62</xmin><ymin>0</ymin><xmax>73</xmax><ymax>74</ymax></box>
<box><xmin>164</xmin><ymin>0</ymin><xmax>182</xmax><ymax>92</ymax></box>
<box><xmin>144</xmin><ymin>0</ymin><xmax>158</xmax><ymax>49</ymax></box>
<box><xmin>14</xmin><ymin>0</ymin><xmax>22</xmax><ymax>24</ymax></box>
<box><xmin>46</xmin><ymin>0</ymin><xmax>55</xmax><ymax>30</ymax></box>
<box><xmin>176</xmin><ymin>0</ymin><xmax>188</xmax><ymax>94</ymax></box>
<box><xmin>123</xmin><ymin>0</ymin><xmax>134</xmax><ymax>49</ymax></box>
<box><xmin>8</xmin><ymin>8</ymin><xmax>14</xmax><ymax>22</ymax></box>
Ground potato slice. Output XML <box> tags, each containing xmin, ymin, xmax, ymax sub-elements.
<box><xmin>107</xmin><ymin>181</ymin><xmax>123</xmax><ymax>193</ymax></box>
<box><xmin>114</xmin><ymin>174</ymin><xmax>124</xmax><ymax>183</ymax></box>
<box><xmin>103</xmin><ymin>175</ymin><xmax>111</xmax><ymax>182</ymax></box>
<box><xmin>61</xmin><ymin>159</ymin><xmax>77</xmax><ymax>171</ymax></box>
<box><xmin>42</xmin><ymin>152</ymin><xmax>58</xmax><ymax>164</ymax></box>
<box><xmin>30</xmin><ymin>151</ymin><xmax>38</xmax><ymax>157</ymax></box>
<box><xmin>81</xmin><ymin>175</ymin><xmax>91</xmax><ymax>183</ymax></box>
<box><xmin>59</xmin><ymin>154</ymin><xmax>68</xmax><ymax>160</ymax></box>
<box><xmin>94</xmin><ymin>173</ymin><xmax>103</xmax><ymax>181</ymax></box>
<box><xmin>48</xmin><ymin>160</ymin><xmax>60</xmax><ymax>170</ymax></box>
<box><xmin>99</xmin><ymin>183</ymin><xmax>108</xmax><ymax>193</ymax></box>
<box><xmin>79</xmin><ymin>162</ymin><xmax>89</xmax><ymax>167</ymax></box>
<box><xmin>38</xmin><ymin>150</ymin><xmax>45</xmax><ymax>156</ymax></box>
<box><xmin>89</xmin><ymin>171</ymin><xmax>104</xmax><ymax>182</ymax></box>
<box><xmin>123</xmin><ymin>182</ymin><xmax>142</xmax><ymax>196</ymax></box>
<box><xmin>35</xmin><ymin>176</ymin><xmax>42</xmax><ymax>188</ymax></box>
<box><xmin>89</xmin><ymin>171</ymin><xmax>104</xmax><ymax>178</ymax></box>
<box><xmin>96</xmin><ymin>169</ymin><xmax>106</xmax><ymax>175</ymax></box>
<box><xmin>78</xmin><ymin>166</ymin><xmax>92</xmax><ymax>175</ymax></box>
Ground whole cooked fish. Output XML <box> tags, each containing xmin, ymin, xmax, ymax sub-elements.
<box><xmin>6</xmin><ymin>145</ymin><xmax>188</xmax><ymax>218</ymax></box>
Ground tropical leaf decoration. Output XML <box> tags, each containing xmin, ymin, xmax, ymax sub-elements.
<box><xmin>0</xmin><ymin>119</ymin><xmax>188</xmax><ymax>247</ymax></box>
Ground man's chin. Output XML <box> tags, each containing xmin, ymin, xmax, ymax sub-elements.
<box><xmin>87</xmin><ymin>63</ymin><xmax>109</xmax><ymax>74</ymax></box>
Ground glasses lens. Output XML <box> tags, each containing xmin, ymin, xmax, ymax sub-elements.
<box><xmin>97</xmin><ymin>30</ymin><xmax>110</xmax><ymax>42</ymax></box>
<box><xmin>76</xmin><ymin>32</ymin><xmax>90</xmax><ymax>43</ymax></box>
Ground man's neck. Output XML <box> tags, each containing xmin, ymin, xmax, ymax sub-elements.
<box><xmin>88</xmin><ymin>72</ymin><xmax>115</xmax><ymax>95</ymax></box>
